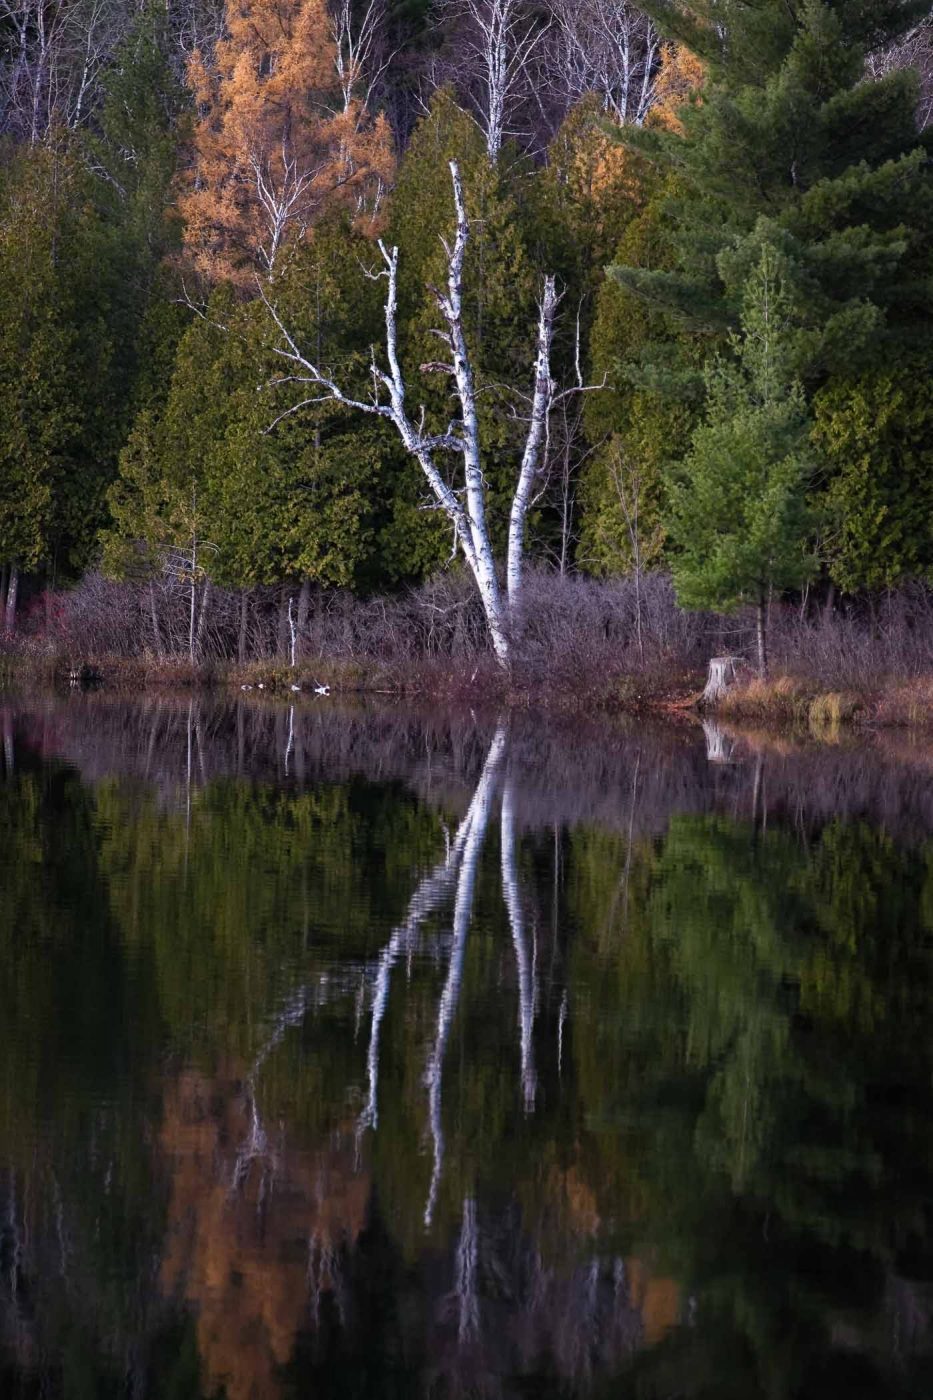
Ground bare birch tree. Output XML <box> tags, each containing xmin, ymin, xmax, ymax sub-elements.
<box><xmin>0</xmin><ymin>0</ymin><xmax>128</xmax><ymax>143</ymax></box>
<box><xmin>437</xmin><ymin>0</ymin><xmax>550</xmax><ymax>164</ymax></box>
<box><xmin>263</xmin><ymin>161</ymin><xmax>562</xmax><ymax>668</ymax></box>
<box><xmin>866</xmin><ymin>15</ymin><xmax>933</xmax><ymax>131</ymax></box>
<box><xmin>544</xmin><ymin>0</ymin><xmax>660</xmax><ymax>126</ymax></box>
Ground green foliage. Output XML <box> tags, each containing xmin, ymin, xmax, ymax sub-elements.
<box><xmin>813</xmin><ymin>361</ymin><xmax>933</xmax><ymax>591</ymax></box>
<box><xmin>603</xmin><ymin>0</ymin><xmax>932</xmax><ymax>597</ymax></box>
<box><xmin>0</xmin><ymin>145</ymin><xmax>85</xmax><ymax>575</ymax></box>
<box><xmin>667</xmin><ymin>246</ymin><xmax>815</xmax><ymax>613</ymax></box>
<box><xmin>580</xmin><ymin>188</ymin><xmax>697</xmax><ymax>573</ymax></box>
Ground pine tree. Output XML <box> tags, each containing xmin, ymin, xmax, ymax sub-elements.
<box><xmin>607</xmin><ymin>0</ymin><xmax>932</xmax><ymax>596</ymax></box>
<box><xmin>612</xmin><ymin>0</ymin><xmax>931</xmax><ymax>366</ymax></box>
<box><xmin>666</xmin><ymin>245</ymin><xmax>815</xmax><ymax>675</ymax></box>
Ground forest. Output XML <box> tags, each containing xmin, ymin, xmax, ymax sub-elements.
<box><xmin>0</xmin><ymin>0</ymin><xmax>931</xmax><ymax>691</ymax></box>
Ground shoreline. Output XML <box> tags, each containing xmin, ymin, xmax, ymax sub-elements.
<box><xmin>2</xmin><ymin>650</ymin><xmax>933</xmax><ymax>734</ymax></box>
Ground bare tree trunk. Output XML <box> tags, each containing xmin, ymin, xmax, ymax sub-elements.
<box><xmin>425</xmin><ymin>724</ymin><xmax>507</xmax><ymax>1226</ymax></box>
<box><xmin>501</xmin><ymin>775</ymin><xmax>537</xmax><ymax>1112</ymax></box>
<box><xmin>288</xmin><ymin>596</ymin><xmax>297</xmax><ymax>668</ymax></box>
<box><xmin>238</xmin><ymin>589</ymin><xmax>250</xmax><ymax>664</ymax></box>
<box><xmin>261</xmin><ymin>162</ymin><xmax>566</xmax><ymax>672</ymax></box>
<box><xmin>756</xmin><ymin>592</ymin><xmax>768</xmax><ymax>678</ymax></box>
<box><xmin>4</xmin><ymin>566</ymin><xmax>19</xmax><ymax>635</ymax></box>
<box><xmin>357</xmin><ymin>792</ymin><xmax>485</xmax><ymax>1139</ymax></box>
<box><xmin>506</xmin><ymin>276</ymin><xmax>557</xmax><ymax>610</ymax></box>
<box><xmin>296</xmin><ymin>577</ymin><xmax>312</xmax><ymax>660</ymax></box>
<box><xmin>455</xmin><ymin>1197</ymin><xmax>480</xmax><ymax>1345</ymax></box>
<box><xmin>195</xmin><ymin>580</ymin><xmax>212</xmax><ymax>658</ymax></box>
<box><xmin>148</xmin><ymin>582</ymin><xmax>163</xmax><ymax>659</ymax></box>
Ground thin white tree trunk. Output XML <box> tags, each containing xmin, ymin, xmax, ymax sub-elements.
<box><xmin>357</xmin><ymin>801</ymin><xmax>481</xmax><ymax>1137</ymax></box>
<box><xmin>261</xmin><ymin>163</ymin><xmax>564</xmax><ymax>672</ymax></box>
<box><xmin>501</xmin><ymin>776</ymin><xmax>537</xmax><ymax>1112</ymax></box>
<box><xmin>424</xmin><ymin>725</ymin><xmax>507</xmax><ymax>1226</ymax></box>
<box><xmin>506</xmin><ymin>276</ymin><xmax>557</xmax><ymax>608</ymax></box>
<box><xmin>456</xmin><ymin>1196</ymin><xmax>480</xmax><ymax>1344</ymax></box>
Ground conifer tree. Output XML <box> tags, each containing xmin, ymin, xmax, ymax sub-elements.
<box><xmin>608</xmin><ymin>0</ymin><xmax>932</xmax><ymax>595</ymax></box>
<box><xmin>666</xmin><ymin>246</ymin><xmax>814</xmax><ymax>676</ymax></box>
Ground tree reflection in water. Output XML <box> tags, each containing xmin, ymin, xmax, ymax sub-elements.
<box><xmin>1</xmin><ymin>698</ymin><xmax>933</xmax><ymax>1398</ymax></box>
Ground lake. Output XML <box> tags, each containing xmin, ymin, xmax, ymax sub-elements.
<box><xmin>1</xmin><ymin>696</ymin><xmax>933</xmax><ymax>1399</ymax></box>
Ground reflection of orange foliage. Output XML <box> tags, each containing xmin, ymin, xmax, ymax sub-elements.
<box><xmin>548</xmin><ymin>1164</ymin><xmax>601</xmax><ymax>1239</ymax></box>
<box><xmin>648</xmin><ymin>45</ymin><xmax>705</xmax><ymax>134</ymax></box>
<box><xmin>547</xmin><ymin>1163</ymin><xmax>680</xmax><ymax>1345</ymax></box>
<box><xmin>624</xmin><ymin>1256</ymin><xmax>681</xmax><ymax>1346</ymax></box>
<box><xmin>160</xmin><ymin>1068</ymin><xmax>369</xmax><ymax>1400</ymax></box>
<box><xmin>181</xmin><ymin>0</ymin><xmax>394</xmax><ymax>282</ymax></box>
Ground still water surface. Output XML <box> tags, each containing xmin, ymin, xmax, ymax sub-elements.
<box><xmin>2</xmin><ymin>697</ymin><xmax>933</xmax><ymax>1399</ymax></box>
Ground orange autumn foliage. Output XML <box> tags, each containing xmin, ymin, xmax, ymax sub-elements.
<box><xmin>181</xmin><ymin>0</ymin><xmax>394</xmax><ymax>284</ymax></box>
<box><xmin>550</xmin><ymin>46</ymin><xmax>705</xmax><ymax>246</ymax></box>
<box><xmin>160</xmin><ymin>1066</ymin><xmax>370</xmax><ymax>1400</ymax></box>
<box><xmin>647</xmin><ymin>43</ymin><xmax>705</xmax><ymax>133</ymax></box>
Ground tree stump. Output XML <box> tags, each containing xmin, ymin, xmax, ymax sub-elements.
<box><xmin>702</xmin><ymin>719</ymin><xmax>737</xmax><ymax>764</ymax></box>
<box><xmin>702</xmin><ymin>655</ymin><xmax>744</xmax><ymax>705</ymax></box>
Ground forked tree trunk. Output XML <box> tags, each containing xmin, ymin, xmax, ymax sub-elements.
<box><xmin>262</xmin><ymin>163</ymin><xmax>561</xmax><ymax>672</ymax></box>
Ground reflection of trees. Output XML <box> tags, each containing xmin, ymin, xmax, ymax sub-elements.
<box><xmin>4</xmin><ymin>704</ymin><xmax>933</xmax><ymax>1396</ymax></box>
<box><xmin>571</xmin><ymin>811</ymin><xmax>933</xmax><ymax>1398</ymax></box>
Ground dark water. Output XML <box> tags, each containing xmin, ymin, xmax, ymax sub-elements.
<box><xmin>2</xmin><ymin>698</ymin><xmax>933</xmax><ymax>1400</ymax></box>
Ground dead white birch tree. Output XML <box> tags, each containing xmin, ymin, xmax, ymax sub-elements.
<box><xmin>263</xmin><ymin>160</ymin><xmax>559</xmax><ymax>669</ymax></box>
<box><xmin>424</xmin><ymin>723</ymin><xmax>507</xmax><ymax>1227</ymax></box>
<box><xmin>544</xmin><ymin>0</ymin><xmax>660</xmax><ymax>126</ymax></box>
<box><xmin>501</xmin><ymin>774</ymin><xmax>537</xmax><ymax>1113</ymax></box>
<box><xmin>437</xmin><ymin>0</ymin><xmax>550</xmax><ymax>165</ymax></box>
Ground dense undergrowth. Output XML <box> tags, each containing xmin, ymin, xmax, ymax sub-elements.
<box><xmin>3</xmin><ymin>570</ymin><xmax>932</xmax><ymax>728</ymax></box>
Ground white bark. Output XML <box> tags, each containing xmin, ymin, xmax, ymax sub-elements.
<box><xmin>702</xmin><ymin>655</ymin><xmax>744</xmax><ymax>705</ymax></box>
<box><xmin>544</xmin><ymin>0</ymin><xmax>660</xmax><ymax>126</ymax></box>
<box><xmin>357</xmin><ymin>796</ymin><xmax>484</xmax><ymax>1137</ymax></box>
<box><xmin>262</xmin><ymin>161</ymin><xmax>562</xmax><ymax>668</ymax></box>
<box><xmin>501</xmin><ymin>775</ymin><xmax>537</xmax><ymax>1112</ymax></box>
<box><xmin>506</xmin><ymin>275</ymin><xmax>556</xmax><ymax>606</ymax></box>
<box><xmin>455</xmin><ymin>1196</ymin><xmax>480</xmax><ymax>1344</ymax></box>
<box><xmin>424</xmin><ymin>724</ymin><xmax>506</xmax><ymax>1226</ymax></box>
<box><xmin>439</xmin><ymin>0</ymin><xmax>549</xmax><ymax>165</ymax></box>
<box><xmin>330</xmin><ymin>0</ymin><xmax>388</xmax><ymax>113</ymax></box>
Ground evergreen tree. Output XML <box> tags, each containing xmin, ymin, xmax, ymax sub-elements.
<box><xmin>666</xmin><ymin>246</ymin><xmax>815</xmax><ymax>675</ymax></box>
<box><xmin>0</xmin><ymin>145</ymin><xmax>83</xmax><ymax>607</ymax></box>
<box><xmin>612</xmin><ymin>0</ymin><xmax>930</xmax><ymax>372</ymax></box>
<box><xmin>812</xmin><ymin>360</ymin><xmax>933</xmax><ymax>590</ymax></box>
<box><xmin>608</xmin><ymin>0</ymin><xmax>932</xmax><ymax>595</ymax></box>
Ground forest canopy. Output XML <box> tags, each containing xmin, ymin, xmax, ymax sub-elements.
<box><xmin>0</xmin><ymin>0</ymin><xmax>930</xmax><ymax>671</ymax></box>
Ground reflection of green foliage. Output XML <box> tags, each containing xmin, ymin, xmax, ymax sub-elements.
<box><xmin>569</xmin><ymin>807</ymin><xmax>933</xmax><ymax>1398</ymax></box>
<box><xmin>4</xmin><ymin>733</ymin><xmax>933</xmax><ymax>1397</ymax></box>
